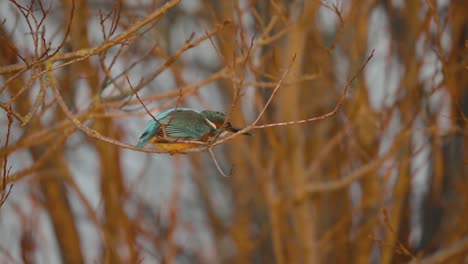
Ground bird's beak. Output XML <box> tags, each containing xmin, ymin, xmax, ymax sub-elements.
<box><xmin>228</xmin><ymin>126</ymin><xmax>252</xmax><ymax>136</ymax></box>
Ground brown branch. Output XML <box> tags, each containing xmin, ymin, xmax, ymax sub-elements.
<box><xmin>294</xmin><ymin>143</ymin><xmax>394</xmax><ymax>200</ymax></box>
<box><xmin>209</xmin><ymin>49</ymin><xmax>373</xmax><ymax>149</ymax></box>
<box><xmin>21</xmin><ymin>74</ymin><xmax>47</xmax><ymax>126</ymax></box>
<box><xmin>294</xmin><ymin>125</ymin><xmax>440</xmax><ymax>201</ymax></box>
<box><xmin>209</xmin><ymin>149</ymin><xmax>232</xmax><ymax>177</ymax></box>
<box><xmin>0</xmin><ymin>0</ymin><xmax>74</xmax><ymax>93</ymax></box>
<box><xmin>103</xmin><ymin>67</ymin><xmax>228</xmax><ymax>109</ymax></box>
<box><xmin>0</xmin><ymin>102</ymin><xmax>25</xmax><ymax>124</ymax></box>
<box><xmin>102</xmin><ymin>22</ymin><xmax>229</xmax><ymax>102</ymax></box>
<box><xmin>381</xmin><ymin>208</ymin><xmax>416</xmax><ymax>259</ymax></box>
<box><xmin>4</xmin><ymin>126</ymin><xmax>77</xmax><ymax>185</ymax></box>
<box><xmin>253</xmin><ymin>49</ymin><xmax>375</xmax><ymax>129</ymax></box>
<box><xmin>0</xmin><ymin>0</ymin><xmax>181</xmax><ymax>75</ymax></box>
<box><xmin>409</xmin><ymin>236</ymin><xmax>468</xmax><ymax>264</ymax></box>
<box><xmin>126</xmin><ymin>76</ymin><xmax>167</xmax><ymax>138</ymax></box>
<box><xmin>209</xmin><ymin>53</ymin><xmax>297</xmax><ymax>147</ymax></box>
<box><xmin>1</xmin><ymin>106</ymin><xmax>14</xmax><ymax>206</ymax></box>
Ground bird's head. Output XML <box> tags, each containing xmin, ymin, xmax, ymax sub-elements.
<box><xmin>200</xmin><ymin>110</ymin><xmax>251</xmax><ymax>136</ymax></box>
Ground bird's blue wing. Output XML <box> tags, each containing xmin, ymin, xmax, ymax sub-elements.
<box><xmin>136</xmin><ymin>120</ymin><xmax>159</xmax><ymax>148</ymax></box>
<box><xmin>163</xmin><ymin>111</ymin><xmax>214</xmax><ymax>140</ymax></box>
<box><xmin>164</xmin><ymin>125</ymin><xmax>204</xmax><ymax>139</ymax></box>
<box><xmin>136</xmin><ymin>108</ymin><xmax>185</xmax><ymax>147</ymax></box>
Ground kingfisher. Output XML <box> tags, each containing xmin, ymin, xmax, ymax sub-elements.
<box><xmin>136</xmin><ymin>108</ymin><xmax>250</xmax><ymax>153</ymax></box>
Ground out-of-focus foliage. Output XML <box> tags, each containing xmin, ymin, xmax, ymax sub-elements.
<box><xmin>0</xmin><ymin>0</ymin><xmax>467</xmax><ymax>263</ymax></box>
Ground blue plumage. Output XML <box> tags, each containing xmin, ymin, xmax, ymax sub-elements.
<box><xmin>136</xmin><ymin>119</ymin><xmax>159</xmax><ymax>148</ymax></box>
<box><xmin>135</xmin><ymin>108</ymin><xmax>215</xmax><ymax>148</ymax></box>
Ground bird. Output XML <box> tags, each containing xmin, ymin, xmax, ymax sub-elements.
<box><xmin>136</xmin><ymin>108</ymin><xmax>250</xmax><ymax>153</ymax></box>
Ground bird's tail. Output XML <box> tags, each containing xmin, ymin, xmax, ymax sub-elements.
<box><xmin>136</xmin><ymin>120</ymin><xmax>159</xmax><ymax>148</ymax></box>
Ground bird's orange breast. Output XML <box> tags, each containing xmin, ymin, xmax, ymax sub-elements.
<box><xmin>152</xmin><ymin>141</ymin><xmax>206</xmax><ymax>154</ymax></box>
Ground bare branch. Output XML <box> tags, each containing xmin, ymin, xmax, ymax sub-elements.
<box><xmin>0</xmin><ymin>0</ymin><xmax>181</xmax><ymax>75</ymax></box>
<box><xmin>1</xmin><ymin>106</ymin><xmax>14</xmax><ymax>206</ymax></box>
<box><xmin>409</xmin><ymin>236</ymin><xmax>468</xmax><ymax>264</ymax></box>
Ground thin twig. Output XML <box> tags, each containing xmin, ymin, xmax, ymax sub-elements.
<box><xmin>408</xmin><ymin>236</ymin><xmax>468</xmax><ymax>264</ymax></box>
<box><xmin>126</xmin><ymin>78</ymin><xmax>158</xmax><ymax>123</ymax></box>
<box><xmin>0</xmin><ymin>0</ymin><xmax>74</xmax><ymax>92</ymax></box>
<box><xmin>127</xmin><ymin>76</ymin><xmax>167</xmax><ymax>138</ymax></box>
<box><xmin>294</xmin><ymin>124</ymin><xmax>439</xmax><ymax>201</ymax></box>
<box><xmin>4</xmin><ymin>126</ymin><xmax>77</xmax><ymax>185</ymax></box>
<box><xmin>102</xmin><ymin>22</ymin><xmax>228</xmax><ymax>102</ymax></box>
<box><xmin>209</xmin><ymin>54</ymin><xmax>297</xmax><ymax>147</ymax></box>
<box><xmin>1</xmin><ymin>106</ymin><xmax>14</xmax><ymax>206</ymax></box>
<box><xmin>253</xmin><ymin>49</ymin><xmax>375</xmax><ymax>129</ymax></box>
<box><xmin>381</xmin><ymin>208</ymin><xmax>417</xmax><ymax>259</ymax></box>
<box><xmin>209</xmin><ymin>149</ymin><xmax>232</xmax><ymax>177</ymax></box>
<box><xmin>0</xmin><ymin>0</ymin><xmax>181</xmax><ymax>76</ymax></box>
